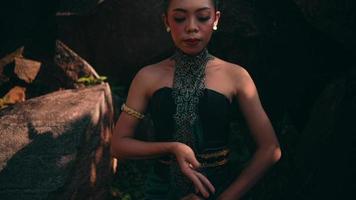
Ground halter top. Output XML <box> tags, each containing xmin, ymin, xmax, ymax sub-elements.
<box><xmin>149</xmin><ymin>87</ymin><xmax>233</xmax><ymax>152</ymax></box>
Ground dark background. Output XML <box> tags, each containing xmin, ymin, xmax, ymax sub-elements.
<box><xmin>1</xmin><ymin>0</ymin><xmax>355</xmax><ymax>199</ymax></box>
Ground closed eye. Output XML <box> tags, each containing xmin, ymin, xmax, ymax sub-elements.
<box><xmin>198</xmin><ymin>16</ymin><xmax>211</xmax><ymax>22</ymax></box>
<box><xmin>174</xmin><ymin>17</ymin><xmax>185</xmax><ymax>23</ymax></box>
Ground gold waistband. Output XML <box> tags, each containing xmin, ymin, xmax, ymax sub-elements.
<box><xmin>200</xmin><ymin>158</ymin><xmax>228</xmax><ymax>168</ymax></box>
<box><xmin>158</xmin><ymin>158</ymin><xmax>229</xmax><ymax>168</ymax></box>
<box><xmin>158</xmin><ymin>148</ymin><xmax>230</xmax><ymax>168</ymax></box>
<box><xmin>197</xmin><ymin>149</ymin><xmax>230</xmax><ymax>159</ymax></box>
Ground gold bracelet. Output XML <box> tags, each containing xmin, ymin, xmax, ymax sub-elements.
<box><xmin>121</xmin><ymin>103</ymin><xmax>145</xmax><ymax>119</ymax></box>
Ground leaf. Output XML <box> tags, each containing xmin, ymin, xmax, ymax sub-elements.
<box><xmin>77</xmin><ymin>75</ymin><xmax>108</xmax><ymax>86</ymax></box>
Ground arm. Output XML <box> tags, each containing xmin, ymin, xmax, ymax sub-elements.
<box><xmin>111</xmin><ymin>67</ymin><xmax>173</xmax><ymax>159</ymax></box>
<box><xmin>218</xmin><ymin>68</ymin><xmax>281</xmax><ymax>200</ymax></box>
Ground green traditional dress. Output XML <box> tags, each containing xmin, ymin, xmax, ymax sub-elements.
<box><xmin>144</xmin><ymin>49</ymin><xmax>236</xmax><ymax>200</ymax></box>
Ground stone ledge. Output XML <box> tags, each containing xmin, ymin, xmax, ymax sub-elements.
<box><xmin>0</xmin><ymin>83</ymin><xmax>114</xmax><ymax>200</ymax></box>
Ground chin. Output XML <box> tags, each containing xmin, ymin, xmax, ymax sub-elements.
<box><xmin>179</xmin><ymin>46</ymin><xmax>205</xmax><ymax>55</ymax></box>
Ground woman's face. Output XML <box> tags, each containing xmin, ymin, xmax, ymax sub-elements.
<box><xmin>164</xmin><ymin>0</ymin><xmax>220</xmax><ymax>55</ymax></box>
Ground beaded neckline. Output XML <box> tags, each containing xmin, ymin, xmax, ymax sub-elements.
<box><xmin>169</xmin><ymin>48</ymin><xmax>215</xmax><ymax>198</ymax></box>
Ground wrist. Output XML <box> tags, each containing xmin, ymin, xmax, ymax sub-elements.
<box><xmin>168</xmin><ymin>142</ymin><xmax>180</xmax><ymax>155</ymax></box>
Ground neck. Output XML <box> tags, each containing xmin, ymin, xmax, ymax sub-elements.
<box><xmin>171</xmin><ymin>48</ymin><xmax>212</xmax><ymax>64</ymax></box>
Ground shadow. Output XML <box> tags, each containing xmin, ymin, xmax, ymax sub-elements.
<box><xmin>0</xmin><ymin>106</ymin><xmax>113</xmax><ymax>200</ymax></box>
<box><xmin>0</xmin><ymin>0</ymin><xmax>58</xmax><ymax>59</ymax></box>
<box><xmin>210</xmin><ymin>1</ymin><xmax>356</xmax><ymax>199</ymax></box>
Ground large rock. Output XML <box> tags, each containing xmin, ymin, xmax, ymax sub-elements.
<box><xmin>0</xmin><ymin>83</ymin><xmax>114</xmax><ymax>200</ymax></box>
<box><xmin>0</xmin><ymin>41</ymin><xmax>101</xmax><ymax>107</ymax></box>
<box><xmin>0</xmin><ymin>47</ymin><xmax>25</xmax><ymax>97</ymax></box>
<box><xmin>54</xmin><ymin>40</ymin><xmax>101</xmax><ymax>88</ymax></box>
<box><xmin>0</xmin><ymin>49</ymin><xmax>41</xmax><ymax>107</ymax></box>
<box><xmin>13</xmin><ymin>57</ymin><xmax>41</xmax><ymax>84</ymax></box>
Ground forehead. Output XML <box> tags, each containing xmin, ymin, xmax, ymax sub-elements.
<box><xmin>168</xmin><ymin>0</ymin><xmax>214</xmax><ymax>12</ymax></box>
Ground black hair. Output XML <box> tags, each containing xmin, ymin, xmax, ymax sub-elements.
<box><xmin>163</xmin><ymin>0</ymin><xmax>220</xmax><ymax>12</ymax></box>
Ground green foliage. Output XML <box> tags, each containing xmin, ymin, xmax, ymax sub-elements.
<box><xmin>111</xmin><ymin>160</ymin><xmax>149</xmax><ymax>200</ymax></box>
<box><xmin>121</xmin><ymin>194</ymin><xmax>132</xmax><ymax>200</ymax></box>
<box><xmin>77</xmin><ymin>75</ymin><xmax>107</xmax><ymax>86</ymax></box>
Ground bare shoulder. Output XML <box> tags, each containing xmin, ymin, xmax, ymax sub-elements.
<box><xmin>125</xmin><ymin>58</ymin><xmax>172</xmax><ymax>111</ymax></box>
<box><xmin>213</xmin><ymin>57</ymin><xmax>250</xmax><ymax>79</ymax></box>
<box><xmin>212</xmin><ymin>57</ymin><xmax>246</xmax><ymax>74</ymax></box>
<box><xmin>134</xmin><ymin>58</ymin><xmax>171</xmax><ymax>84</ymax></box>
<box><xmin>213</xmin><ymin>57</ymin><xmax>254</xmax><ymax>95</ymax></box>
<box><xmin>135</xmin><ymin>60</ymin><xmax>164</xmax><ymax>79</ymax></box>
<box><xmin>132</xmin><ymin>58</ymin><xmax>173</xmax><ymax>96</ymax></box>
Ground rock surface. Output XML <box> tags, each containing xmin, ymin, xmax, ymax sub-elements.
<box><xmin>54</xmin><ymin>40</ymin><xmax>100</xmax><ymax>89</ymax></box>
<box><xmin>0</xmin><ymin>83</ymin><xmax>114</xmax><ymax>200</ymax></box>
<box><xmin>13</xmin><ymin>57</ymin><xmax>41</xmax><ymax>84</ymax></box>
<box><xmin>0</xmin><ymin>47</ymin><xmax>26</xmax><ymax>97</ymax></box>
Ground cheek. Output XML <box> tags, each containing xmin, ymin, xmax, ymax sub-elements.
<box><xmin>199</xmin><ymin>24</ymin><xmax>214</xmax><ymax>36</ymax></box>
<box><xmin>200</xmin><ymin>25</ymin><xmax>213</xmax><ymax>32</ymax></box>
<box><xmin>170</xmin><ymin>24</ymin><xmax>185</xmax><ymax>39</ymax></box>
<box><xmin>170</xmin><ymin>23</ymin><xmax>184</xmax><ymax>32</ymax></box>
<box><xmin>201</xmin><ymin>20</ymin><xmax>215</xmax><ymax>31</ymax></box>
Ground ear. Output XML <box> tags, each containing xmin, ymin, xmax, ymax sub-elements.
<box><xmin>213</xmin><ymin>11</ymin><xmax>221</xmax><ymax>27</ymax></box>
<box><xmin>162</xmin><ymin>13</ymin><xmax>170</xmax><ymax>29</ymax></box>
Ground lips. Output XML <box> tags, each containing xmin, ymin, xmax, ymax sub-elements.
<box><xmin>184</xmin><ymin>38</ymin><xmax>200</xmax><ymax>45</ymax></box>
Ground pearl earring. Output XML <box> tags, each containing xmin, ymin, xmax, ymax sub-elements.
<box><xmin>213</xmin><ymin>25</ymin><xmax>218</xmax><ymax>31</ymax></box>
<box><xmin>166</xmin><ymin>27</ymin><xmax>171</xmax><ymax>32</ymax></box>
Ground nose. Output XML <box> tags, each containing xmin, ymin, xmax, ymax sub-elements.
<box><xmin>185</xmin><ymin>18</ymin><xmax>198</xmax><ymax>33</ymax></box>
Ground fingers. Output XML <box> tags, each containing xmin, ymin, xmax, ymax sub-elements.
<box><xmin>173</xmin><ymin>143</ymin><xmax>214</xmax><ymax>198</ymax></box>
<box><xmin>194</xmin><ymin>171</ymin><xmax>215</xmax><ymax>194</ymax></box>
<box><xmin>182</xmin><ymin>166</ymin><xmax>210</xmax><ymax>198</ymax></box>
<box><xmin>180</xmin><ymin>163</ymin><xmax>215</xmax><ymax>198</ymax></box>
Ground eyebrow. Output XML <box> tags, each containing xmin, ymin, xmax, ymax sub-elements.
<box><xmin>172</xmin><ymin>7</ymin><xmax>211</xmax><ymax>13</ymax></box>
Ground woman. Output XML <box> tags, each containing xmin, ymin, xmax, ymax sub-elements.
<box><xmin>111</xmin><ymin>0</ymin><xmax>281</xmax><ymax>199</ymax></box>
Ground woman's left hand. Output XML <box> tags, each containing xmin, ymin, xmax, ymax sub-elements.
<box><xmin>172</xmin><ymin>142</ymin><xmax>215</xmax><ymax>198</ymax></box>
